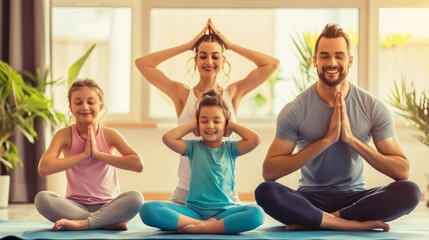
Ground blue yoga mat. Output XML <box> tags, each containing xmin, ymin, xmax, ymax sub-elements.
<box><xmin>1</xmin><ymin>219</ymin><xmax>428</xmax><ymax>239</ymax></box>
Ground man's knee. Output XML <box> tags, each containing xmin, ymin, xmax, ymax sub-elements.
<box><xmin>254</xmin><ymin>181</ymin><xmax>279</xmax><ymax>207</ymax></box>
<box><xmin>399</xmin><ymin>180</ymin><xmax>421</xmax><ymax>208</ymax></box>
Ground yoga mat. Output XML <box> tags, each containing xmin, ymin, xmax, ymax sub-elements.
<box><xmin>1</xmin><ymin>220</ymin><xmax>428</xmax><ymax>239</ymax></box>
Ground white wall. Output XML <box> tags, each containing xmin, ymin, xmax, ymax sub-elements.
<box><xmin>47</xmin><ymin>124</ymin><xmax>429</xmax><ymax>199</ymax></box>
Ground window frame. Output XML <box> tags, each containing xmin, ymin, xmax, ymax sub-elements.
<box><xmin>53</xmin><ymin>0</ymin><xmax>372</xmax><ymax>126</ymax></box>
<box><xmin>368</xmin><ymin>0</ymin><xmax>429</xmax><ymax>97</ymax></box>
<box><xmin>52</xmin><ymin>0</ymin><xmax>144</xmax><ymax>124</ymax></box>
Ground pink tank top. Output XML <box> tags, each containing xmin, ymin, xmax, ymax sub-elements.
<box><xmin>65</xmin><ymin>124</ymin><xmax>121</xmax><ymax>205</ymax></box>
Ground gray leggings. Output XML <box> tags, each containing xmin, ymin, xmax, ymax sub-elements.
<box><xmin>34</xmin><ymin>190</ymin><xmax>144</xmax><ymax>229</ymax></box>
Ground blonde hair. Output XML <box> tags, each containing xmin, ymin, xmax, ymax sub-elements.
<box><xmin>68</xmin><ymin>78</ymin><xmax>104</xmax><ymax>105</ymax></box>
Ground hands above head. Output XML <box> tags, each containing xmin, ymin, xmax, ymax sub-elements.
<box><xmin>185</xmin><ymin>20</ymin><xmax>211</xmax><ymax>51</ymax></box>
<box><xmin>207</xmin><ymin>19</ymin><xmax>232</xmax><ymax>50</ymax></box>
<box><xmin>324</xmin><ymin>91</ymin><xmax>354</xmax><ymax>145</ymax></box>
<box><xmin>185</xmin><ymin>19</ymin><xmax>232</xmax><ymax>51</ymax></box>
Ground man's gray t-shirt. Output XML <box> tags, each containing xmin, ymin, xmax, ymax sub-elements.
<box><xmin>276</xmin><ymin>83</ymin><xmax>395</xmax><ymax>192</ymax></box>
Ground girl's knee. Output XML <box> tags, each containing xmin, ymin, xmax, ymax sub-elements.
<box><xmin>139</xmin><ymin>202</ymin><xmax>152</xmax><ymax>216</ymax></box>
<box><xmin>127</xmin><ymin>190</ymin><xmax>145</xmax><ymax>207</ymax></box>
<box><xmin>34</xmin><ymin>191</ymin><xmax>55</xmax><ymax>208</ymax></box>
<box><xmin>249</xmin><ymin>205</ymin><xmax>265</xmax><ymax>227</ymax></box>
<box><xmin>139</xmin><ymin>202</ymin><xmax>161</xmax><ymax>223</ymax></box>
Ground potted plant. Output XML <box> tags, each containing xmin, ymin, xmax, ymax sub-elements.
<box><xmin>0</xmin><ymin>44</ymin><xmax>95</xmax><ymax>208</ymax></box>
<box><xmin>0</xmin><ymin>61</ymin><xmax>66</xmax><ymax>207</ymax></box>
<box><xmin>389</xmin><ymin>77</ymin><xmax>429</xmax><ymax>207</ymax></box>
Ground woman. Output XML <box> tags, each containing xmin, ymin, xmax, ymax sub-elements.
<box><xmin>135</xmin><ymin>19</ymin><xmax>279</xmax><ymax>204</ymax></box>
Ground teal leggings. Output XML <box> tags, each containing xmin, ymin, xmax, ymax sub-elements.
<box><xmin>139</xmin><ymin>201</ymin><xmax>264</xmax><ymax>234</ymax></box>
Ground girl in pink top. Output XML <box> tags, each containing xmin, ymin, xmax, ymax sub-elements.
<box><xmin>35</xmin><ymin>79</ymin><xmax>144</xmax><ymax>231</ymax></box>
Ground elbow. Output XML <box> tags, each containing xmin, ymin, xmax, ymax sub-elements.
<box><xmin>394</xmin><ymin>162</ymin><xmax>410</xmax><ymax>181</ymax></box>
<box><xmin>395</xmin><ymin>171</ymin><xmax>409</xmax><ymax>181</ymax></box>
<box><xmin>134</xmin><ymin>57</ymin><xmax>143</xmax><ymax>67</ymax></box>
<box><xmin>162</xmin><ymin>134</ymin><xmax>169</xmax><ymax>146</ymax></box>
<box><xmin>262</xmin><ymin>171</ymin><xmax>277</xmax><ymax>182</ymax></box>
<box><xmin>272</xmin><ymin>58</ymin><xmax>280</xmax><ymax>69</ymax></box>
<box><xmin>134</xmin><ymin>57</ymin><xmax>150</xmax><ymax>72</ymax></box>
<box><xmin>256</xmin><ymin>134</ymin><xmax>262</xmax><ymax>146</ymax></box>
<box><xmin>132</xmin><ymin>153</ymin><xmax>144</xmax><ymax>173</ymax></box>
<box><xmin>38</xmin><ymin>165</ymin><xmax>49</xmax><ymax>177</ymax></box>
<box><xmin>251</xmin><ymin>134</ymin><xmax>262</xmax><ymax>149</ymax></box>
<box><xmin>136</xmin><ymin>162</ymin><xmax>144</xmax><ymax>173</ymax></box>
<box><xmin>262</xmin><ymin>165</ymin><xmax>278</xmax><ymax>182</ymax></box>
<box><xmin>265</xmin><ymin>58</ymin><xmax>280</xmax><ymax>72</ymax></box>
<box><xmin>162</xmin><ymin>134</ymin><xmax>174</xmax><ymax>148</ymax></box>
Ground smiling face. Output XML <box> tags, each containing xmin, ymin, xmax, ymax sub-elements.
<box><xmin>198</xmin><ymin>105</ymin><xmax>227</xmax><ymax>148</ymax></box>
<box><xmin>195</xmin><ymin>41</ymin><xmax>225</xmax><ymax>79</ymax></box>
<box><xmin>313</xmin><ymin>36</ymin><xmax>353</xmax><ymax>87</ymax></box>
<box><xmin>69</xmin><ymin>87</ymin><xmax>103</xmax><ymax>124</ymax></box>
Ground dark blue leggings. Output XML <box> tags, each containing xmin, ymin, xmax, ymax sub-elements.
<box><xmin>255</xmin><ymin>180</ymin><xmax>421</xmax><ymax>227</ymax></box>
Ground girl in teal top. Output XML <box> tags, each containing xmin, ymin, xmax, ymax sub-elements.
<box><xmin>139</xmin><ymin>90</ymin><xmax>264</xmax><ymax>234</ymax></box>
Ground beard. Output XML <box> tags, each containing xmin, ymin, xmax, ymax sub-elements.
<box><xmin>317</xmin><ymin>65</ymin><xmax>348</xmax><ymax>87</ymax></box>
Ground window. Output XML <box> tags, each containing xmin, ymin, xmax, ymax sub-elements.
<box><xmin>51</xmin><ymin>0</ymin><xmax>369</xmax><ymax>124</ymax></box>
<box><xmin>53</xmin><ymin>7</ymin><xmax>131</xmax><ymax>113</ymax></box>
<box><xmin>51</xmin><ymin>0</ymin><xmax>143</xmax><ymax>123</ymax></box>
<box><xmin>149</xmin><ymin>8</ymin><xmax>359</xmax><ymax>119</ymax></box>
<box><xmin>378</xmin><ymin>8</ymin><xmax>429</xmax><ymax>101</ymax></box>
<box><xmin>369</xmin><ymin>0</ymin><xmax>429</xmax><ymax>106</ymax></box>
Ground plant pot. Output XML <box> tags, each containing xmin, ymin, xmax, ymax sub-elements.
<box><xmin>0</xmin><ymin>175</ymin><xmax>10</xmax><ymax>208</ymax></box>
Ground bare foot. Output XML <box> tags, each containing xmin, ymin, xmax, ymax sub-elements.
<box><xmin>204</xmin><ymin>218</ymin><xmax>218</xmax><ymax>224</ymax></box>
<box><xmin>52</xmin><ymin>219</ymin><xmax>89</xmax><ymax>231</ymax></box>
<box><xmin>101</xmin><ymin>222</ymin><xmax>128</xmax><ymax>231</ymax></box>
<box><xmin>287</xmin><ymin>220</ymin><xmax>389</xmax><ymax>232</ymax></box>
<box><xmin>178</xmin><ymin>218</ymin><xmax>220</xmax><ymax>234</ymax></box>
<box><xmin>360</xmin><ymin>220</ymin><xmax>390</xmax><ymax>232</ymax></box>
<box><xmin>179</xmin><ymin>224</ymin><xmax>199</xmax><ymax>233</ymax></box>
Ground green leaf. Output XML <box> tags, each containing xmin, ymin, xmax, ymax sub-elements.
<box><xmin>68</xmin><ymin>44</ymin><xmax>96</xmax><ymax>85</ymax></box>
<box><xmin>389</xmin><ymin>76</ymin><xmax>429</xmax><ymax>147</ymax></box>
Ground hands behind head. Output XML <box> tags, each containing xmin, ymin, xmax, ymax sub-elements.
<box><xmin>192</xmin><ymin>117</ymin><xmax>201</xmax><ymax>137</ymax></box>
<box><xmin>223</xmin><ymin>112</ymin><xmax>233</xmax><ymax>137</ymax></box>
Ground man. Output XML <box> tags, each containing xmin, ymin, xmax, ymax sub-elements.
<box><xmin>255</xmin><ymin>23</ymin><xmax>421</xmax><ymax>231</ymax></box>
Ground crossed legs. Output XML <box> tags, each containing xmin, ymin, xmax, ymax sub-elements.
<box><xmin>35</xmin><ymin>190</ymin><xmax>144</xmax><ymax>230</ymax></box>
<box><xmin>139</xmin><ymin>201</ymin><xmax>264</xmax><ymax>234</ymax></box>
<box><xmin>255</xmin><ymin>181</ymin><xmax>420</xmax><ymax>231</ymax></box>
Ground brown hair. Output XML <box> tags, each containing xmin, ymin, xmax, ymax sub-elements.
<box><xmin>195</xmin><ymin>90</ymin><xmax>230</xmax><ymax>127</ymax></box>
<box><xmin>67</xmin><ymin>78</ymin><xmax>104</xmax><ymax>105</ymax></box>
<box><xmin>314</xmin><ymin>23</ymin><xmax>351</xmax><ymax>56</ymax></box>
<box><xmin>193</xmin><ymin>34</ymin><xmax>225</xmax><ymax>53</ymax></box>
